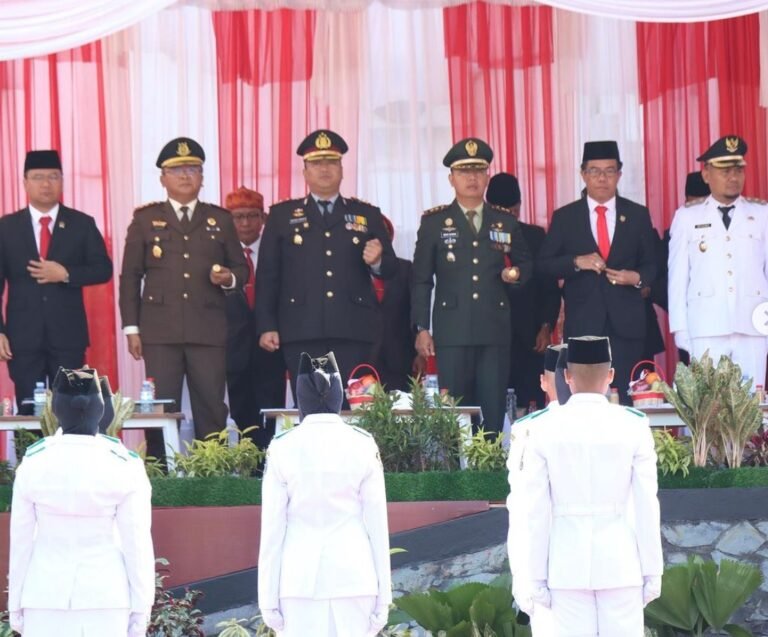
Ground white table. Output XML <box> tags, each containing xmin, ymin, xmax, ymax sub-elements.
<box><xmin>640</xmin><ymin>403</ymin><xmax>768</xmax><ymax>429</ymax></box>
<box><xmin>261</xmin><ymin>406</ymin><xmax>482</xmax><ymax>469</ymax></box>
<box><xmin>1</xmin><ymin>412</ymin><xmax>183</xmax><ymax>471</ymax></box>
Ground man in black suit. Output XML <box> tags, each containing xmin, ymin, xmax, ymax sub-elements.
<box><xmin>0</xmin><ymin>150</ymin><xmax>113</xmax><ymax>413</ymax></box>
<box><xmin>257</xmin><ymin>130</ymin><xmax>397</xmax><ymax>394</ymax></box>
<box><xmin>370</xmin><ymin>216</ymin><xmax>424</xmax><ymax>391</ymax></box>
<box><xmin>486</xmin><ymin>173</ymin><xmax>561</xmax><ymax>411</ymax></box>
<box><xmin>538</xmin><ymin>141</ymin><xmax>656</xmax><ymax>404</ymax></box>
<box><xmin>223</xmin><ymin>187</ymin><xmax>285</xmax><ymax>450</ymax></box>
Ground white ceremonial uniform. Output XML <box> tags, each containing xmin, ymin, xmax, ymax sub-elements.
<box><xmin>525</xmin><ymin>393</ymin><xmax>663</xmax><ymax>637</ymax></box>
<box><xmin>9</xmin><ymin>432</ymin><xmax>155</xmax><ymax>637</ymax></box>
<box><xmin>258</xmin><ymin>413</ymin><xmax>391</xmax><ymax>637</ymax></box>
<box><xmin>669</xmin><ymin>195</ymin><xmax>768</xmax><ymax>383</ymax></box>
<box><xmin>507</xmin><ymin>405</ymin><xmax>557</xmax><ymax>637</ymax></box>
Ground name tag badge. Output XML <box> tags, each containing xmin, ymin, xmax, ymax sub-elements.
<box><xmin>694</xmin><ymin>223</ymin><xmax>712</xmax><ymax>229</ymax></box>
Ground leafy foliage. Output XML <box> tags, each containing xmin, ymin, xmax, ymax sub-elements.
<box><xmin>148</xmin><ymin>558</ymin><xmax>204</xmax><ymax>637</ymax></box>
<box><xmin>13</xmin><ymin>428</ymin><xmax>40</xmax><ymax>465</ymax></box>
<box><xmin>0</xmin><ymin>613</ymin><xmax>18</xmax><ymax>637</ymax></box>
<box><xmin>173</xmin><ymin>427</ymin><xmax>265</xmax><ymax>477</ymax></box>
<box><xmin>106</xmin><ymin>391</ymin><xmax>136</xmax><ymax>437</ymax></box>
<box><xmin>653</xmin><ymin>429</ymin><xmax>692</xmax><ymax>477</ymax></box>
<box><xmin>662</xmin><ymin>352</ymin><xmax>761</xmax><ymax>467</ymax></box>
<box><xmin>644</xmin><ymin>556</ymin><xmax>761</xmax><ymax>636</ymax></box>
<box><xmin>743</xmin><ymin>428</ymin><xmax>768</xmax><ymax>467</ymax></box>
<box><xmin>464</xmin><ymin>428</ymin><xmax>508</xmax><ymax>471</ymax></box>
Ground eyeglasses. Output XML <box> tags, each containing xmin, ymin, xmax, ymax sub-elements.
<box><xmin>164</xmin><ymin>166</ymin><xmax>203</xmax><ymax>177</ymax></box>
<box><xmin>27</xmin><ymin>173</ymin><xmax>62</xmax><ymax>182</ymax></box>
<box><xmin>583</xmin><ymin>167</ymin><xmax>619</xmax><ymax>178</ymax></box>
<box><xmin>232</xmin><ymin>213</ymin><xmax>264</xmax><ymax>223</ymax></box>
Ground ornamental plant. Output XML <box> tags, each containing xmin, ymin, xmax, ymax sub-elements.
<box><xmin>464</xmin><ymin>427</ymin><xmax>508</xmax><ymax>472</ymax></box>
<box><xmin>148</xmin><ymin>558</ymin><xmax>204</xmax><ymax>637</ymax></box>
<box><xmin>653</xmin><ymin>429</ymin><xmax>692</xmax><ymax>478</ymax></box>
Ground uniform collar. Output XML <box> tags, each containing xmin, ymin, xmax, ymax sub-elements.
<box><xmin>168</xmin><ymin>198</ymin><xmax>199</xmax><ymax>215</ymax></box>
<box><xmin>28</xmin><ymin>203</ymin><xmax>60</xmax><ymax>226</ymax></box>
<box><xmin>564</xmin><ymin>392</ymin><xmax>610</xmax><ymax>405</ymax></box>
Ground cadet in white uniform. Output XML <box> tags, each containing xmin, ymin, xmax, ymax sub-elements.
<box><xmin>507</xmin><ymin>344</ymin><xmax>567</xmax><ymax>636</ymax></box>
<box><xmin>669</xmin><ymin>135</ymin><xmax>768</xmax><ymax>384</ymax></box>
<box><xmin>9</xmin><ymin>368</ymin><xmax>155</xmax><ymax>637</ymax></box>
<box><xmin>524</xmin><ymin>337</ymin><xmax>663</xmax><ymax>637</ymax></box>
<box><xmin>258</xmin><ymin>352</ymin><xmax>391</xmax><ymax>637</ymax></box>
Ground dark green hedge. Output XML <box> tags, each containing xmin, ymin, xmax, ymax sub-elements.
<box><xmin>1</xmin><ymin>468</ymin><xmax>767</xmax><ymax>511</ymax></box>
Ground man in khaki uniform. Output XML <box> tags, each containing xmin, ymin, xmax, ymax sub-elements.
<box><xmin>119</xmin><ymin>137</ymin><xmax>248</xmax><ymax>458</ymax></box>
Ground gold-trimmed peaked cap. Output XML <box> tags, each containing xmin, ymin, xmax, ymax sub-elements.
<box><xmin>156</xmin><ymin>137</ymin><xmax>206</xmax><ymax>169</ymax></box>
<box><xmin>297</xmin><ymin>129</ymin><xmax>348</xmax><ymax>162</ymax></box>
<box><xmin>443</xmin><ymin>137</ymin><xmax>493</xmax><ymax>169</ymax></box>
<box><xmin>697</xmin><ymin>135</ymin><xmax>747</xmax><ymax>168</ymax></box>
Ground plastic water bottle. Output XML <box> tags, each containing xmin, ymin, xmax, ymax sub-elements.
<box><xmin>139</xmin><ymin>379</ymin><xmax>154</xmax><ymax>414</ymax></box>
<box><xmin>424</xmin><ymin>374</ymin><xmax>440</xmax><ymax>406</ymax></box>
<box><xmin>33</xmin><ymin>382</ymin><xmax>46</xmax><ymax>417</ymax></box>
<box><xmin>506</xmin><ymin>388</ymin><xmax>517</xmax><ymax>424</ymax></box>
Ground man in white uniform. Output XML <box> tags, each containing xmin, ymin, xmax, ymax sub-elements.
<box><xmin>669</xmin><ymin>135</ymin><xmax>768</xmax><ymax>384</ymax></box>
<box><xmin>9</xmin><ymin>368</ymin><xmax>155</xmax><ymax>637</ymax></box>
<box><xmin>258</xmin><ymin>352</ymin><xmax>391</xmax><ymax>637</ymax></box>
<box><xmin>506</xmin><ymin>344</ymin><xmax>568</xmax><ymax>636</ymax></box>
<box><xmin>524</xmin><ymin>336</ymin><xmax>663</xmax><ymax>637</ymax></box>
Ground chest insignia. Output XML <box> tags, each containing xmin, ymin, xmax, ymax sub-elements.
<box><xmin>152</xmin><ymin>220</ymin><xmax>167</xmax><ymax>229</ymax></box>
<box><xmin>152</xmin><ymin>245</ymin><xmax>163</xmax><ymax>259</ymax></box>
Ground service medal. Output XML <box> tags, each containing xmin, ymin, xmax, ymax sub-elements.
<box><xmin>152</xmin><ymin>245</ymin><xmax>163</xmax><ymax>259</ymax></box>
<box><xmin>447</xmin><ymin>251</ymin><xmax>456</xmax><ymax>262</ymax></box>
<box><xmin>207</xmin><ymin>217</ymin><xmax>216</xmax><ymax>226</ymax></box>
<box><xmin>699</xmin><ymin>241</ymin><xmax>707</xmax><ymax>252</ymax></box>
<box><xmin>294</xmin><ymin>234</ymin><xmax>303</xmax><ymax>245</ymax></box>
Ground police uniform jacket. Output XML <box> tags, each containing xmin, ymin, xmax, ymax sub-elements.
<box><xmin>0</xmin><ymin>206</ymin><xmax>112</xmax><ymax>351</ymax></box>
<box><xmin>668</xmin><ymin>195</ymin><xmax>768</xmax><ymax>339</ymax></box>
<box><xmin>524</xmin><ymin>393</ymin><xmax>663</xmax><ymax>590</ymax></box>
<box><xmin>9</xmin><ymin>433</ymin><xmax>154</xmax><ymax>615</ymax></box>
<box><xmin>258</xmin><ymin>414</ymin><xmax>391</xmax><ymax>608</ymax></box>
<box><xmin>538</xmin><ymin>196</ymin><xmax>656</xmax><ymax>339</ymax></box>
<box><xmin>256</xmin><ymin>196</ymin><xmax>397</xmax><ymax>343</ymax></box>
<box><xmin>411</xmin><ymin>200</ymin><xmax>532</xmax><ymax>346</ymax></box>
<box><xmin>119</xmin><ymin>201</ymin><xmax>248</xmax><ymax>346</ymax></box>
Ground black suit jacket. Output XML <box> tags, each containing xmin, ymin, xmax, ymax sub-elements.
<box><xmin>256</xmin><ymin>195</ymin><xmax>396</xmax><ymax>344</ymax></box>
<box><xmin>538</xmin><ymin>196</ymin><xmax>656</xmax><ymax>339</ymax></box>
<box><xmin>0</xmin><ymin>205</ymin><xmax>112</xmax><ymax>351</ymax></box>
<box><xmin>373</xmin><ymin>258</ymin><xmax>416</xmax><ymax>377</ymax></box>
<box><xmin>507</xmin><ymin>222</ymin><xmax>561</xmax><ymax>347</ymax></box>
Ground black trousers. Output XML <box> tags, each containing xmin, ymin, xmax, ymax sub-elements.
<box><xmin>604</xmin><ymin>326</ymin><xmax>645</xmax><ymax>406</ymax></box>
<box><xmin>9</xmin><ymin>346</ymin><xmax>84</xmax><ymax>415</ymax></box>
<box><xmin>508</xmin><ymin>334</ymin><xmax>546</xmax><ymax>410</ymax></box>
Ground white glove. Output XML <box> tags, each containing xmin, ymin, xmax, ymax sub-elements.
<box><xmin>9</xmin><ymin>610</ymin><xmax>23</xmax><ymax>633</ymax></box>
<box><xmin>512</xmin><ymin>584</ymin><xmax>534</xmax><ymax>615</ymax></box>
<box><xmin>367</xmin><ymin>604</ymin><xmax>390</xmax><ymax>636</ymax></box>
<box><xmin>643</xmin><ymin>576</ymin><xmax>662</xmax><ymax>606</ymax></box>
<box><xmin>531</xmin><ymin>580</ymin><xmax>551</xmax><ymax>609</ymax></box>
<box><xmin>261</xmin><ymin>608</ymin><xmax>285</xmax><ymax>631</ymax></box>
<box><xmin>128</xmin><ymin>612</ymin><xmax>149</xmax><ymax>637</ymax></box>
<box><xmin>673</xmin><ymin>330</ymin><xmax>691</xmax><ymax>353</ymax></box>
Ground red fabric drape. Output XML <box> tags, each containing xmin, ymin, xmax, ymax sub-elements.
<box><xmin>0</xmin><ymin>42</ymin><xmax>118</xmax><ymax>402</ymax></box>
<box><xmin>443</xmin><ymin>1</ymin><xmax>556</xmax><ymax>228</ymax></box>
<box><xmin>213</xmin><ymin>9</ymin><xmax>318</xmax><ymax>205</ymax></box>
<box><xmin>638</xmin><ymin>15</ymin><xmax>768</xmax><ymax>380</ymax></box>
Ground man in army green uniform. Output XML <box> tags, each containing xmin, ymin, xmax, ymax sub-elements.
<box><xmin>256</xmin><ymin>130</ymin><xmax>397</xmax><ymax>393</ymax></box>
<box><xmin>119</xmin><ymin>137</ymin><xmax>248</xmax><ymax>459</ymax></box>
<box><xmin>412</xmin><ymin>139</ymin><xmax>531</xmax><ymax>433</ymax></box>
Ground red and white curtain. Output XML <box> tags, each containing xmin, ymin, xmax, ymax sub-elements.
<box><xmin>1</xmin><ymin>1</ymin><xmax>768</xmax><ymax>406</ymax></box>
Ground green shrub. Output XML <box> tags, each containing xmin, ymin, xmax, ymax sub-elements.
<box><xmin>654</xmin><ymin>430</ymin><xmax>692</xmax><ymax>478</ymax></box>
<box><xmin>464</xmin><ymin>428</ymin><xmax>508</xmax><ymax>472</ymax></box>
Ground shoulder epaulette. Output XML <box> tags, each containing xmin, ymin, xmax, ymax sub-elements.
<box><xmin>351</xmin><ymin>425</ymin><xmax>372</xmax><ymax>437</ymax></box>
<box><xmin>623</xmin><ymin>406</ymin><xmax>647</xmax><ymax>418</ymax></box>
<box><xmin>744</xmin><ymin>197</ymin><xmax>768</xmax><ymax>205</ymax></box>
<box><xmin>684</xmin><ymin>197</ymin><xmax>706</xmax><ymax>208</ymax></box>
<box><xmin>271</xmin><ymin>197</ymin><xmax>302</xmax><ymax>208</ymax></box>
<box><xmin>273</xmin><ymin>426</ymin><xmax>296</xmax><ymax>440</ymax></box>
<box><xmin>347</xmin><ymin>196</ymin><xmax>375</xmax><ymax>207</ymax></box>
<box><xmin>514</xmin><ymin>406</ymin><xmax>550</xmax><ymax>425</ymax></box>
<box><xmin>24</xmin><ymin>437</ymin><xmax>48</xmax><ymax>457</ymax></box>
<box><xmin>488</xmin><ymin>203</ymin><xmax>514</xmax><ymax>215</ymax></box>
<box><xmin>423</xmin><ymin>205</ymin><xmax>449</xmax><ymax>216</ymax></box>
<box><xmin>134</xmin><ymin>201</ymin><xmax>163</xmax><ymax>212</ymax></box>
<box><xmin>98</xmin><ymin>434</ymin><xmax>121</xmax><ymax>444</ymax></box>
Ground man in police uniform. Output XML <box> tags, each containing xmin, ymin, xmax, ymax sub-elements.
<box><xmin>524</xmin><ymin>336</ymin><xmax>663</xmax><ymax>637</ymax></box>
<box><xmin>256</xmin><ymin>130</ymin><xmax>397</xmax><ymax>393</ymax></box>
<box><xmin>258</xmin><ymin>352</ymin><xmax>391</xmax><ymax>637</ymax></box>
<box><xmin>119</xmin><ymin>137</ymin><xmax>248</xmax><ymax>459</ymax></box>
<box><xmin>412</xmin><ymin>139</ymin><xmax>531</xmax><ymax>434</ymax></box>
<box><xmin>668</xmin><ymin>135</ymin><xmax>768</xmax><ymax>384</ymax></box>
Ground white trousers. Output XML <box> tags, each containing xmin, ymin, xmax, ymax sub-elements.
<box><xmin>22</xmin><ymin>608</ymin><xmax>130</xmax><ymax>637</ymax></box>
<box><xmin>529</xmin><ymin>602</ymin><xmax>555</xmax><ymax>636</ymax></box>
<box><xmin>690</xmin><ymin>334</ymin><xmax>768</xmax><ymax>385</ymax></box>
<box><xmin>279</xmin><ymin>596</ymin><xmax>376</xmax><ymax>637</ymax></box>
<box><xmin>549</xmin><ymin>587</ymin><xmax>643</xmax><ymax>637</ymax></box>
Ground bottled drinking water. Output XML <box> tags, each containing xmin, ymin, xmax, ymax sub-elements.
<box><xmin>139</xmin><ymin>379</ymin><xmax>155</xmax><ymax>413</ymax></box>
<box><xmin>424</xmin><ymin>373</ymin><xmax>440</xmax><ymax>406</ymax></box>
<box><xmin>33</xmin><ymin>382</ymin><xmax>46</xmax><ymax>417</ymax></box>
<box><xmin>506</xmin><ymin>388</ymin><xmax>517</xmax><ymax>424</ymax></box>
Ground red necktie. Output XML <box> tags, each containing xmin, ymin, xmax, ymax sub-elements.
<box><xmin>39</xmin><ymin>216</ymin><xmax>52</xmax><ymax>259</ymax></box>
<box><xmin>371</xmin><ymin>276</ymin><xmax>385</xmax><ymax>303</ymax></box>
<box><xmin>244</xmin><ymin>247</ymin><xmax>256</xmax><ymax>310</ymax></box>
<box><xmin>595</xmin><ymin>205</ymin><xmax>611</xmax><ymax>261</ymax></box>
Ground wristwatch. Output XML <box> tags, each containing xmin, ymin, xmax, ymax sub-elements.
<box><xmin>415</xmin><ymin>325</ymin><xmax>429</xmax><ymax>333</ymax></box>
<box><xmin>634</xmin><ymin>279</ymin><xmax>644</xmax><ymax>289</ymax></box>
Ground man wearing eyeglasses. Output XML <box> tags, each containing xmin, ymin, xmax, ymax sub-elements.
<box><xmin>119</xmin><ymin>137</ymin><xmax>248</xmax><ymax>460</ymax></box>
<box><xmin>668</xmin><ymin>136</ymin><xmax>768</xmax><ymax>385</ymax></box>
<box><xmin>0</xmin><ymin>150</ymin><xmax>113</xmax><ymax>414</ymax></box>
<box><xmin>538</xmin><ymin>141</ymin><xmax>656</xmax><ymax>404</ymax></box>
<box><xmin>223</xmin><ymin>187</ymin><xmax>285</xmax><ymax>450</ymax></box>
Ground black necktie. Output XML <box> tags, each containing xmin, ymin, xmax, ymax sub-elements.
<box><xmin>180</xmin><ymin>205</ymin><xmax>191</xmax><ymax>229</ymax></box>
<box><xmin>718</xmin><ymin>205</ymin><xmax>734</xmax><ymax>230</ymax></box>
<box><xmin>318</xmin><ymin>200</ymin><xmax>331</xmax><ymax>216</ymax></box>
